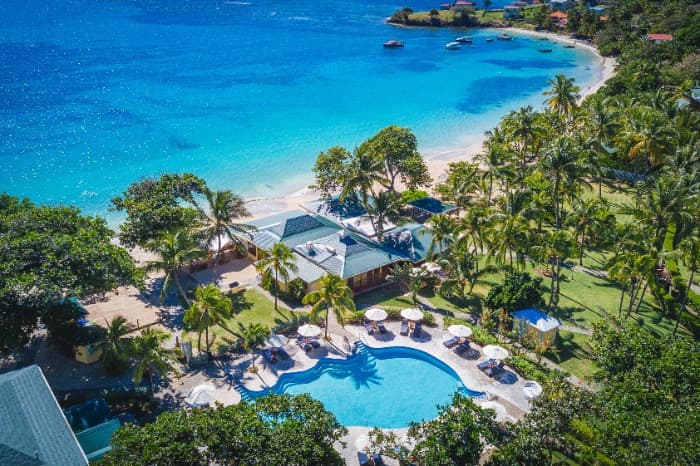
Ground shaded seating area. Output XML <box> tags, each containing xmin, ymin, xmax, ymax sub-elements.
<box><xmin>478</xmin><ymin>359</ymin><xmax>505</xmax><ymax>378</ymax></box>
<box><xmin>296</xmin><ymin>335</ymin><xmax>313</xmax><ymax>352</ymax></box>
<box><xmin>453</xmin><ymin>340</ymin><xmax>471</xmax><ymax>354</ymax></box>
<box><xmin>262</xmin><ymin>348</ymin><xmax>278</xmax><ymax>364</ymax></box>
<box><xmin>443</xmin><ymin>335</ymin><xmax>459</xmax><ymax>348</ymax></box>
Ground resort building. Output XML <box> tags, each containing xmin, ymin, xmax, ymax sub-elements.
<box><xmin>63</xmin><ymin>398</ymin><xmax>122</xmax><ymax>462</ymax></box>
<box><xmin>0</xmin><ymin>365</ymin><xmax>89</xmax><ymax>465</ymax></box>
<box><xmin>511</xmin><ymin>308</ymin><xmax>561</xmax><ymax>346</ymax></box>
<box><xmin>237</xmin><ymin>195</ymin><xmax>446</xmax><ymax>295</ymax></box>
<box><xmin>647</xmin><ymin>33</ymin><xmax>674</xmax><ymax>44</ymax></box>
<box><xmin>547</xmin><ymin>0</ymin><xmax>575</xmax><ymax>12</ymax></box>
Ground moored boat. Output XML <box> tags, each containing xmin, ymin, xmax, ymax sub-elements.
<box><xmin>563</xmin><ymin>44</ymin><xmax>575</xmax><ymax>48</ymax></box>
<box><xmin>455</xmin><ymin>36</ymin><xmax>473</xmax><ymax>43</ymax></box>
<box><xmin>538</xmin><ymin>48</ymin><xmax>553</xmax><ymax>53</ymax></box>
<box><xmin>445</xmin><ymin>41</ymin><xmax>462</xmax><ymax>50</ymax></box>
<box><xmin>497</xmin><ymin>33</ymin><xmax>513</xmax><ymax>41</ymax></box>
<box><xmin>383</xmin><ymin>40</ymin><xmax>404</xmax><ymax>48</ymax></box>
<box><xmin>486</xmin><ymin>38</ymin><xmax>494</xmax><ymax>42</ymax></box>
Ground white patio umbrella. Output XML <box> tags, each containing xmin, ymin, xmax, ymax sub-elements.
<box><xmin>447</xmin><ymin>324</ymin><xmax>473</xmax><ymax>338</ymax></box>
<box><xmin>483</xmin><ymin>344</ymin><xmax>510</xmax><ymax>360</ymax></box>
<box><xmin>523</xmin><ymin>380</ymin><xmax>543</xmax><ymax>399</ymax></box>
<box><xmin>401</xmin><ymin>308</ymin><xmax>424</xmax><ymax>321</ymax></box>
<box><xmin>364</xmin><ymin>308</ymin><xmax>388</xmax><ymax>321</ymax></box>
<box><xmin>264</xmin><ymin>334</ymin><xmax>289</xmax><ymax>348</ymax></box>
<box><xmin>186</xmin><ymin>383</ymin><xmax>216</xmax><ymax>407</ymax></box>
<box><xmin>297</xmin><ymin>324</ymin><xmax>322</xmax><ymax>338</ymax></box>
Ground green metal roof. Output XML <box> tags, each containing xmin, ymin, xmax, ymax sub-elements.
<box><xmin>75</xmin><ymin>419</ymin><xmax>120</xmax><ymax>462</ymax></box>
<box><xmin>0</xmin><ymin>366</ymin><xmax>88</xmax><ymax>466</ymax></box>
<box><xmin>408</xmin><ymin>197</ymin><xmax>457</xmax><ymax>215</ymax></box>
<box><xmin>383</xmin><ymin>223</ymin><xmax>433</xmax><ymax>263</ymax></box>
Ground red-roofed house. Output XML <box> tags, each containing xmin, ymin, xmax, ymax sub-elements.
<box><xmin>647</xmin><ymin>33</ymin><xmax>673</xmax><ymax>43</ymax></box>
<box><xmin>549</xmin><ymin>11</ymin><xmax>567</xmax><ymax>19</ymax></box>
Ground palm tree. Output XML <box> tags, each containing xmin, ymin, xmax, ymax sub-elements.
<box><xmin>582</xmin><ymin>94</ymin><xmax>618</xmax><ymax>198</ymax></box>
<box><xmin>196</xmin><ymin>188</ymin><xmax>255</xmax><ymax>278</ymax></box>
<box><xmin>101</xmin><ymin>315</ymin><xmax>134</xmax><ymax>374</ymax></box>
<box><xmin>340</xmin><ymin>146</ymin><xmax>387</xmax><ymax>206</ymax></box>
<box><xmin>566</xmin><ymin>198</ymin><xmax>612</xmax><ymax>265</ymax></box>
<box><xmin>386</xmin><ymin>262</ymin><xmax>428</xmax><ymax>305</ymax></box>
<box><xmin>184</xmin><ymin>284</ymin><xmax>232</xmax><ymax>355</ymax></box>
<box><xmin>240</xmin><ymin>323</ymin><xmax>271</xmax><ymax>370</ymax></box>
<box><xmin>533</xmin><ymin>230</ymin><xmax>573</xmax><ymax>307</ymax></box>
<box><xmin>144</xmin><ymin>229</ymin><xmax>208</xmax><ymax>304</ymax></box>
<box><xmin>302</xmin><ymin>274</ymin><xmax>356</xmax><ymax>339</ymax></box>
<box><xmin>438</xmin><ymin>242</ymin><xmax>493</xmax><ymax>298</ymax></box>
<box><xmin>619</xmin><ymin>105</ymin><xmax>672</xmax><ymax>169</ymax></box>
<box><xmin>540</xmin><ymin>137</ymin><xmax>585</xmax><ymax>229</ymax></box>
<box><xmin>675</xmin><ymin>234</ymin><xmax>700</xmax><ymax>336</ymax></box>
<box><xmin>421</xmin><ymin>213</ymin><xmax>458</xmax><ymax>259</ymax></box>
<box><xmin>543</xmin><ymin>74</ymin><xmax>580</xmax><ymax>120</ymax></box>
<box><xmin>130</xmin><ymin>328</ymin><xmax>174</xmax><ymax>397</ymax></box>
<box><xmin>255</xmin><ymin>242</ymin><xmax>298</xmax><ymax>310</ymax></box>
<box><xmin>366</xmin><ymin>190</ymin><xmax>405</xmax><ymax>241</ymax></box>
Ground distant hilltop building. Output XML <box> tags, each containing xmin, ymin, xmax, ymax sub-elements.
<box><xmin>647</xmin><ymin>33</ymin><xmax>674</xmax><ymax>43</ymax></box>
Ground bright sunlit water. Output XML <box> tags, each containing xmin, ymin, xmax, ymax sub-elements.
<box><xmin>240</xmin><ymin>344</ymin><xmax>482</xmax><ymax>428</ymax></box>
<box><xmin>0</xmin><ymin>0</ymin><xmax>603</xmax><ymax>221</ymax></box>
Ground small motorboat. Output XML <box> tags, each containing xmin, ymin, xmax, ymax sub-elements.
<box><xmin>538</xmin><ymin>48</ymin><xmax>553</xmax><ymax>53</ymax></box>
<box><xmin>445</xmin><ymin>41</ymin><xmax>462</xmax><ymax>50</ymax></box>
<box><xmin>383</xmin><ymin>40</ymin><xmax>404</xmax><ymax>48</ymax></box>
<box><xmin>497</xmin><ymin>33</ymin><xmax>513</xmax><ymax>41</ymax></box>
<box><xmin>486</xmin><ymin>38</ymin><xmax>494</xmax><ymax>42</ymax></box>
<box><xmin>455</xmin><ymin>36</ymin><xmax>473</xmax><ymax>43</ymax></box>
<box><xmin>563</xmin><ymin>44</ymin><xmax>575</xmax><ymax>48</ymax></box>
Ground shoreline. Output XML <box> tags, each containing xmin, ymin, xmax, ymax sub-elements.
<box><xmin>241</xmin><ymin>29</ymin><xmax>617</xmax><ymax>220</ymax></box>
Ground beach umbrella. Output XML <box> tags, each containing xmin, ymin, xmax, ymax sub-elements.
<box><xmin>523</xmin><ymin>380</ymin><xmax>543</xmax><ymax>399</ymax></box>
<box><xmin>297</xmin><ymin>324</ymin><xmax>322</xmax><ymax>338</ymax></box>
<box><xmin>401</xmin><ymin>308</ymin><xmax>424</xmax><ymax>321</ymax></box>
<box><xmin>478</xmin><ymin>400</ymin><xmax>510</xmax><ymax>422</ymax></box>
<box><xmin>483</xmin><ymin>344</ymin><xmax>510</xmax><ymax>360</ymax></box>
<box><xmin>447</xmin><ymin>324</ymin><xmax>473</xmax><ymax>338</ymax></box>
<box><xmin>364</xmin><ymin>308</ymin><xmax>388</xmax><ymax>321</ymax></box>
<box><xmin>264</xmin><ymin>334</ymin><xmax>289</xmax><ymax>348</ymax></box>
<box><xmin>186</xmin><ymin>383</ymin><xmax>216</xmax><ymax>407</ymax></box>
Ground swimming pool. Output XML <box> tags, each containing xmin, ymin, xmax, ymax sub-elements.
<box><xmin>238</xmin><ymin>343</ymin><xmax>482</xmax><ymax>428</ymax></box>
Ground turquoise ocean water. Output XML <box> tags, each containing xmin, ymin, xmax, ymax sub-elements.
<box><xmin>0</xmin><ymin>0</ymin><xmax>602</xmax><ymax>222</ymax></box>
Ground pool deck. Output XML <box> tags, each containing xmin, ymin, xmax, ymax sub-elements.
<box><xmin>229</xmin><ymin>319</ymin><xmax>533</xmax><ymax>466</ymax></box>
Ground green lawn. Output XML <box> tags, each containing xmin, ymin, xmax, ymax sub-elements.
<box><xmin>183</xmin><ymin>288</ymin><xmax>304</xmax><ymax>353</ymax></box>
<box><xmin>545</xmin><ymin>331</ymin><xmax>597</xmax><ymax>381</ymax></box>
<box><xmin>355</xmin><ymin>285</ymin><xmax>414</xmax><ymax>310</ymax></box>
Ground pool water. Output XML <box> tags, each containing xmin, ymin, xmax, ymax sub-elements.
<box><xmin>239</xmin><ymin>343</ymin><xmax>482</xmax><ymax>428</ymax></box>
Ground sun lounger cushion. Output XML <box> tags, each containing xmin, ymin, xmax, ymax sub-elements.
<box><xmin>453</xmin><ymin>342</ymin><xmax>470</xmax><ymax>354</ymax></box>
<box><xmin>400</xmin><ymin>322</ymin><xmax>409</xmax><ymax>335</ymax></box>
<box><xmin>276</xmin><ymin>348</ymin><xmax>290</xmax><ymax>360</ymax></box>
<box><xmin>357</xmin><ymin>451</ymin><xmax>370</xmax><ymax>466</ymax></box>
<box><xmin>443</xmin><ymin>336</ymin><xmax>459</xmax><ymax>347</ymax></box>
<box><xmin>372</xmin><ymin>454</ymin><xmax>386</xmax><ymax>465</ymax></box>
<box><xmin>478</xmin><ymin>358</ymin><xmax>496</xmax><ymax>371</ymax></box>
<box><xmin>485</xmin><ymin>361</ymin><xmax>505</xmax><ymax>378</ymax></box>
<box><xmin>412</xmin><ymin>326</ymin><xmax>421</xmax><ymax>338</ymax></box>
<box><xmin>364</xmin><ymin>321</ymin><xmax>374</xmax><ymax>334</ymax></box>
<box><xmin>378</xmin><ymin>322</ymin><xmax>387</xmax><ymax>334</ymax></box>
<box><xmin>262</xmin><ymin>348</ymin><xmax>277</xmax><ymax>363</ymax></box>
<box><xmin>309</xmin><ymin>338</ymin><xmax>321</xmax><ymax>348</ymax></box>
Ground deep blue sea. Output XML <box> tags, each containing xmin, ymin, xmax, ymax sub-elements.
<box><xmin>0</xmin><ymin>0</ymin><xmax>602</xmax><ymax>221</ymax></box>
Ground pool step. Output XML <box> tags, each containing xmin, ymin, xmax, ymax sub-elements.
<box><xmin>234</xmin><ymin>384</ymin><xmax>254</xmax><ymax>402</ymax></box>
<box><xmin>354</xmin><ymin>342</ymin><xmax>377</xmax><ymax>363</ymax></box>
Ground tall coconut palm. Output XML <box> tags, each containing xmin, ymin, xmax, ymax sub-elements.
<box><xmin>196</xmin><ymin>188</ymin><xmax>255</xmax><ymax>278</ymax></box>
<box><xmin>239</xmin><ymin>323</ymin><xmax>271</xmax><ymax>370</ymax></box>
<box><xmin>144</xmin><ymin>229</ymin><xmax>208</xmax><ymax>305</ymax></box>
<box><xmin>620</xmin><ymin>106</ymin><xmax>672</xmax><ymax>169</ymax></box>
<box><xmin>566</xmin><ymin>198</ymin><xmax>613</xmax><ymax>265</ymax></box>
<box><xmin>255</xmin><ymin>242</ymin><xmax>298</xmax><ymax>310</ymax></box>
<box><xmin>340</xmin><ymin>147</ymin><xmax>387</xmax><ymax>205</ymax></box>
<box><xmin>130</xmin><ymin>328</ymin><xmax>174</xmax><ymax>397</ymax></box>
<box><xmin>302</xmin><ymin>274</ymin><xmax>355</xmax><ymax>339</ymax></box>
<box><xmin>421</xmin><ymin>213</ymin><xmax>458</xmax><ymax>259</ymax></box>
<box><xmin>675</xmin><ymin>234</ymin><xmax>700</xmax><ymax>336</ymax></box>
<box><xmin>386</xmin><ymin>262</ymin><xmax>428</xmax><ymax>305</ymax></box>
<box><xmin>543</xmin><ymin>74</ymin><xmax>580</xmax><ymax>120</ymax></box>
<box><xmin>540</xmin><ymin>137</ymin><xmax>586</xmax><ymax>229</ymax></box>
<box><xmin>366</xmin><ymin>189</ymin><xmax>405</xmax><ymax>241</ymax></box>
<box><xmin>184</xmin><ymin>284</ymin><xmax>232</xmax><ymax>355</ymax></box>
<box><xmin>101</xmin><ymin>315</ymin><xmax>134</xmax><ymax>375</ymax></box>
<box><xmin>533</xmin><ymin>230</ymin><xmax>573</xmax><ymax>307</ymax></box>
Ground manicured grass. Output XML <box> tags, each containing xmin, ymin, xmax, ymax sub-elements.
<box><xmin>183</xmin><ymin>288</ymin><xmax>304</xmax><ymax>353</ymax></box>
<box><xmin>545</xmin><ymin>331</ymin><xmax>597</xmax><ymax>381</ymax></box>
<box><xmin>355</xmin><ymin>285</ymin><xmax>413</xmax><ymax>310</ymax></box>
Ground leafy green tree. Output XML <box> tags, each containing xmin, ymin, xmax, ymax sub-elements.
<box><xmin>239</xmin><ymin>323</ymin><xmax>270</xmax><ymax>370</ymax></box>
<box><xmin>485</xmin><ymin>271</ymin><xmax>545</xmax><ymax>314</ymax></box>
<box><xmin>309</xmin><ymin>146</ymin><xmax>351</xmax><ymax>197</ymax></box>
<box><xmin>439</xmin><ymin>243</ymin><xmax>493</xmax><ymax>298</ymax></box>
<box><xmin>421</xmin><ymin>213</ymin><xmax>458</xmax><ymax>259</ymax></box>
<box><xmin>195</xmin><ymin>188</ymin><xmax>254</xmax><ymax>278</ymax></box>
<box><xmin>407</xmin><ymin>393</ymin><xmax>499</xmax><ymax>466</ymax></box>
<box><xmin>365</xmin><ymin>189</ymin><xmax>406</xmax><ymax>241</ymax></box>
<box><xmin>129</xmin><ymin>328</ymin><xmax>174</xmax><ymax>397</ymax></box>
<box><xmin>340</xmin><ymin>145</ymin><xmax>388</xmax><ymax>204</ymax></box>
<box><xmin>144</xmin><ymin>229</ymin><xmax>207</xmax><ymax>304</ymax></box>
<box><xmin>362</xmin><ymin>125</ymin><xmax>431</xmax><ymax>191</ymax></box>
<box><xmin>675</xmin><ymin>234</ymin><xmax>700</xmax><ymax>336</ymax></box>
<box><xmin>255</xmin><ymin>242</ymin><xmax>297</xmax><ymax>310</ymax></box>
<box><xmin>0</xmin><ymin>195</ymin><xmax>139</xmax><ymax>352</ymax></box>
<box><xmin>101</xmin><ymin>315</ymin><xmax>134</xmax><ymax>375</ymax></box>
<box><xmin>111</xmin><ymin>173</ymin><xmax>206</xmax><ymax>248</ymax></box>
<box><xmin>303</xmin><ymin>274</ymin><xmax>355</xmax><ymax>339</ymax></box>
<box><xmin>434</xmin><ymin>161</ymin><xmax>483</xmax><ymax>208</ymax></box>
<box><xmin>101</xmin><ymin>394</ymin><xmax>347</xmax><ymax>466</ymax></box>
<box><xmin>184</xmin><ymin>284</ymin><xmax>232</xmax><ymax>355</ymax></box>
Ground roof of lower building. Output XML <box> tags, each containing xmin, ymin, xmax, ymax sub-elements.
<box><xmin>383</xmin><ymin>223</ymin><xmax>433</xmax><ymax>263</ymax></box>
<box><xmin>0</xmin><ymin>366</ymin><xmax>88</xmax><ymax>466</ymax></box>
<box><xmin>512</xmin><ymin>308</ymin><xmax>562</xmax><ymax>332</ymax></box>
<box><xmin>407</xmin><ymin>197</ymin><xmax>457</xmax><ymax>215</ymax></box>
<box><xmin>246</xmin><ymin>210</ymin><xmax>341</xmax><ymax>251</ymax></box>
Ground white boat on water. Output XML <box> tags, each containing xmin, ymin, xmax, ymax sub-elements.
<box><xmin>445</xmin><ymin>41</ymin><xmax>461</xmax><ymax>50</ymax></box>
<box><xmin>455</xmin><ymin>36</ymin><xmax>472</xmax><ymax>43</ymax></box>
